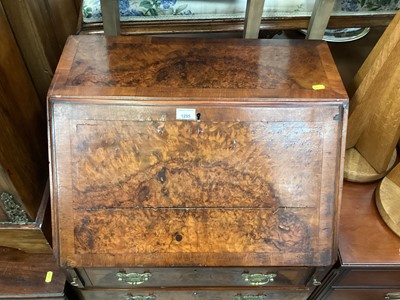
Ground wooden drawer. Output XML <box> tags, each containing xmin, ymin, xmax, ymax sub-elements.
<box><xmin>82</xmin><ymin>267</ymin><xmax>313</xmax><ymax>288</ymax></box>
<box><xmin>80</xmin><ymin>288</ymin><xmax>310</xmax><ymax>300</ymax></box>
<box><xmin>327</xmin><ymin>289</ymin><xmax>400</xmax><ymax>300</ymax></box>
<box><xmin>48</xmin><ymin>36</ymin><xmax>348</xmax><ymax>270</ymax></box>
<box><xmin>334</xmin><ymin>269</ymin><xmax>400</xmax><ymax>288</ymax></box>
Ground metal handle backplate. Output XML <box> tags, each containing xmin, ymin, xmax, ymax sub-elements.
<box><xmin>116</xmin><ymin>272</ymin><xmax>152</xmax><ymax>285</ymax></box>
<box><xmin>125</xmin><ymin>296</ymin><xmax>156</xmax><ymax>300</ymax></box>
<box><xmin>241</xmin><ymin>273</ymin><xmax>277</xmax><ymax>286</ymax></box>
<box><xmin>385</xmin><ymin>292</ymin><xmax>400</xmax><ymax>299</ymax></box>
<box><xmin>234</xmin><ymin>295</ymin><xmax>268</xmax><ymax>300</ymax></box>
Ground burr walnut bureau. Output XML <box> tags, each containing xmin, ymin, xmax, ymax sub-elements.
<box><xmin>47</xmin><ymin>35</ymin><xmax>348</xmax><ymax>300</ymax></box>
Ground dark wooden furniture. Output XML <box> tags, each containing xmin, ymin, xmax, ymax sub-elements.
<box><xmin>0</xmin><ymin>0</ymin><xmax>79</xmax><ymax>101</ymax></box>
<box><xmin>48</xmin><ymin>35</ymin><xmax>348</xmax><ymax>300</ymax></box>
<box><xmin>309</xmin><ymin>180</ymin><xmax>400</xmax><ymax>300</ymax></box>
<box><xmin>0</xmin><ymin>1</ymin><xmax>47</xmax><ymax>223</ymax></box>
<box><xmin>0</xmin><ymin>2</ymin><xmax>54</xmax><ymax>255</ymax></box>
<box><xmin>0</xmin><ymin>183</ymin><xmax>53</xmax><ymax>254</ymax></box>
<box><xmin>0</xmin><ymin>247</ymin><xmax>66</xmax><ymax>300</ymax></box>
<box><xmin>0</xmin><ymin>0</ymin><xmax>78</xmax><ymax>254</ymax></box>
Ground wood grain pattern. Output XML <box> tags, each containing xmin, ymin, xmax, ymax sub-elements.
<box><xmin>327</xmin><ymin>289</ymin><xmax>400</xmax><ymax>300</ymax></box>
<box><xmin>0</xmin><ymin>0</ymin><xmax>78</xmax><ymax>103</ymax></box>
<box><xmin>48</xmin><ymin>36</ymin><xmax>347</xmax><ymax>269</ymax></box>
<box><xmin>0</xmin><ymin>0</ymin><xmax>60</xmax><ymax>103</ymax></box>
<box><xmin>335</xmin><ymin>269</ymin><xmax>400</xmax><ymax>287</ymax></box>
<box><xmin>84</xmin><ymin>266</ymin><xmax>312</xmax><ymax>287</ymax></box>
<box><xmin>0</xmin><ymin>2</ymin><xmax>48</xmax><ymax>220</ymax></box>
<box><xmin>0</xmin><ymin>0</ymin><xmax>78</xmax><ymax>222</ymax></box>
<box><xmin>49</xmin><ymin>36</ymin><xmax>347</xmax><ymax>100</ymax></box>
<box><xmin>388</xmin><ymin>162</ymin><xmax>400</xmax><ymax>185</ymax></box>
<box><xmin>346</xmin><ymin>11</ymin><xmax>400</xmax><ymax>148</ymax></box>
<box><xmin>51</xmin><ymin>104</ymin><xmax>341</xmax><ymax>267</ymax></box>
<box><xmin>350</xmin><ymin>11</ymin><xmax>400</xmax><ymax>96</ymax></box>
<box><xmin>0</xmin><ymin>183</ymin><xmax>52</xmax><ymax>253</ymax></box>
<box><xmin>0</xmin><ymin>229</ymin><xmax>52</xmax><ymax>253</ymax></box>
<box><xmin>80</xmin><ymin>288</ymin><xmax>310</xmax><ymax>300</ymax></box>
<box><xmin>47</xmin><ymin>0</ymin><xmax>79</xmax><ymax>48</ymax></box>
<box><xmin>343</xmin><ymin>147</ymin><xmax>397</xmax><ymax>182</ymax></box>
<box><xmin>354</xmin><ymin>38</ymin><xmax>400</xmax><ymax>173</ymax></box>
<box><xmin>376</xmin><ymin>163</ymin><xmax>400</xmax><ymax>238</ymax></box>
<box><xmin>0</xmin><ymin>247</ymin><xmax>65</xmax><ymax>298</ymax></box>
<box><xmin>73</xmin><ymin>208</ymin><xmax>313</xmax><ymax>255</ymax></box>
<box><xmin>339</xmin><ymin>181</ymin><xmax>400</xmax><ymax>265</ymax></box>
<box><xmin>308</xmin><ymin>180</ymin><xmax>400</xmax><ymax>300</ymax></box>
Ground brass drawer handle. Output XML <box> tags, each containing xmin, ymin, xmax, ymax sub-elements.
<box><xmin>116</xmin><ymin>272</ymin><xmax>152</xmax><ymax>285</ymax></box>
<box><xmin>241</xmin><ymin>273</ymin><xmax>277</xmax><ymax>286</ymax></box>
<box><xmin>385</xmin><ymin>293</ymin><xmax>400</xmax><ymax>299</ymax></box>
<box><xmin>234</xmin><ymin>295</ymin><xmax>268</xmax><ymax>300</ymax></box>
<box><xmin>125</xmin><ymin>296</ymin><xmax>156</xmax><ymax>300</ymax></box>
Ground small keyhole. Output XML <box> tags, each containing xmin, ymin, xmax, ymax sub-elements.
<box><xmin>175</xmin><ymin>233</ymin><xmax>183</xmax><ymax>242</ymax></box>
<box><xmin>196</xmin><ymin>113</ymin><xmax>201</xmax><ymax>122</ymax></box>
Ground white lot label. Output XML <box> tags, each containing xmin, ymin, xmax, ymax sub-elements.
<box><xmin>176</xmin><ymin>108</ymin><xmax>196</xmax><ymax>120</ymax></box>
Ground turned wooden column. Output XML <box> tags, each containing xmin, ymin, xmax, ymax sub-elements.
<box><xmin>376</xmin><ymin>163</ymin><xmax>400</xmax><ymax>237</ymax></box>
<box><xmin>344</xmin><ymin>11</ymin><xmax>400</xmax><ymax>182</ymax></box>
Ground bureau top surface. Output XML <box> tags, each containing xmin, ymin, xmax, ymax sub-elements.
<box><xmin>48</xmin><ymin>35</ymin><xmax>347</xmax><ymax>102</ymax></box>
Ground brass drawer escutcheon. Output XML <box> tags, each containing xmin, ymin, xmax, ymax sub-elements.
<box><xmin>125</xmin><ymin>296</ymin><xmax>156</xmax><ymax>300</ymax></box>
<box><xmin>116</xmin><ymin>272</ymin><xmax>152</xmax><ymax>285</ymax></box>
<box><xmin>234</xmin><ymin>295</ymin><xmax>268</xmax><ymax>300</ymax></box>
<box><xmin>241</xmin><ymin>273</ymin><xmax>277</xmax><ymax>286</ymax></box>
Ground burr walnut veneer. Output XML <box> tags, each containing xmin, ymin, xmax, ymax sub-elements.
<box><xmin>48</xmin><ymin>36</ymin><xmax>348</xmax><ymax>300</ymax></box>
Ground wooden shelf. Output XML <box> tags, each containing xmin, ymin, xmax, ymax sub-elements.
<box><xmin>0</xmin><ymin>248</ymin><xmax>65</xmax><ymax>299</ymax></box>
<box><xmin>339</xmin><ymin>180</ymin><xmax>400</xmax><ymax>266</ymax></box>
